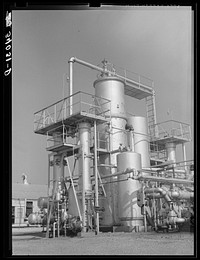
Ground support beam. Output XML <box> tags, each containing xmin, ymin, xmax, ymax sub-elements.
<box><xmin>46</xmin><ymin>154</ymin><xmax>51</xmax><ymax>238</ymax></box>
<box><xmin>94</xmin><ymin>120</ymin><xmax>99</xmax><ymax>234</ymax></box>
<box><xmin>182</xmin><ymin>143</ymin><xmax>187</xmax><ymax>171</ymax></box>
<box><xmin>81</xmin><ymin>151</ymin><xmax>86</xmax><ymax>232</ymax></box>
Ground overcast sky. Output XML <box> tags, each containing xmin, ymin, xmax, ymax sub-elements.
<box><xmin>12</xmin><ymin>6</ymin><xmax>193</xmax><ymax>185</ymax></box>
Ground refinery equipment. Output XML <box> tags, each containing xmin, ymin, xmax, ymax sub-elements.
<box><xmin>33</xmin><ymin>57</ymin><xmax>194</xmax><ymax>237</ymax></box>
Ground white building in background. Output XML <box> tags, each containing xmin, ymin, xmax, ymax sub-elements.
<box><xmin>12</xmin><ymin>176</ymin><xmax>47</xmax><ymax>225</ymax></box>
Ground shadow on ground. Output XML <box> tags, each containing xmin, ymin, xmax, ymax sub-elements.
<box><xmin>12</xmin><ymin>230</ymin><xmax>47</xmax><ymax>241</ymax></box>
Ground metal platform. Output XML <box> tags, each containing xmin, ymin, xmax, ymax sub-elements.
<box><xmin>150</xmin><ymin>120</ymin><xmax>191</xmax><ymax>149</ymax></box>
<box><xmin>34</xmin><ymin>91</ymin><xmax>111</xmax><ymax>135</ymax></box>
<box><xmin>46</xmin><ymin>143</ymin><xmax>80</xmax><ymax>155</ymax></box>
<box><xmin>35</xmin><ymin>112</ymin><xmax>109</xmax><ymax>135</ymax></box>
<box><xmin>124</xmin><ymin>83</ymin><xmax>152</xmax><ymax>99</ymax></box>
<box><xmin>151</xmin><ymin>136</ymin><xmax>190</xmax><ymax>146</ymax></box>
<box><xmin>90</xmin><ymin>147</ymin><xmax>110</xmax><ymax>155</ymax></box>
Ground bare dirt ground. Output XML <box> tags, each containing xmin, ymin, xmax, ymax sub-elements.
<box><xmin>12</xmin><ymin>227</ymin><xmax>195</xmax><ymax>256</ymax></box>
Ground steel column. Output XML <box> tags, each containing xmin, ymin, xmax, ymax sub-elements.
<box><xmin>94</xmin><ymin>120</ymin><xmax>99</xmax><ymax>234</ymax></box>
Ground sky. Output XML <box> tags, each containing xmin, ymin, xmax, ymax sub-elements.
<box><xmin>12</xmin><ymin>6</ymin><xmax>194</xmax><ymax>185</ymax></box>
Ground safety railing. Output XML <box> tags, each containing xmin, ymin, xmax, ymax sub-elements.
<box><xmin>113</xmin><ymin>64</ymin><xmax>154</xmax><ymax>88</ymax></box>
<box><xmin>97</xmin><ymin>131</ymin><xmax>110</xmax><ymax>151</ymax></box>
<box><xmin>150</xmin><ymin>120</ymin><xmax>191</xmax><ymax>141</ymax></box>
<box><xmin>47</xmin><ymin>124</ymin><xmax>110</xmax><ymax>151</ymax></box>
<box><xmin>34</xmin><ymin>91</ymin><xmax>111</xmax><ymax>132</ymax></box>
<box><xmin>46</xmin><ymin>125</ymin><xmax>78</xmax><ymax>149</ymax></box>
<box><xmin>149</xmin><ymin>141</ymin><xmax>167</xmax><ymax>161</ymax></box>
<box><xmin>90</xmin><ymin>128</ymin><xmax>110</xmax><ymax>151</ymax></box>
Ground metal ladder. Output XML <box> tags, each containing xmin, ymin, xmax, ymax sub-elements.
<box><xmin>145</xmin><ymin>90</ymin><xmax>158</xmax><ymax>138</ymax></box>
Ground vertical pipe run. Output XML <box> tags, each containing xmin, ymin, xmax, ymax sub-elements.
<box><xmin>182</xmin><ymin>143</ymin><xmax>187</xmax><ymax>171</ymax></box>
<box><xmin>94</xmin><ymin>120</ymin><xmax>99</xmax><ymax>234</ymax></box>
<box><xmin>57</xmin><ymin>201</ymin><xmax>59</xmax><ymax>237</ymax></box>
<box><xmin>82</xmin><ymin>151</ymin><xmax>86</xmax><ymax>232</ymax></box>
<box><xmin>46</xmin><ymin>154</ymin><xmax>51</xmax><ymax>238</ymax></box>
<box><xmin>142</xmin><ymin>184</ymin><xmax>147</xmax><ymax>232</ymax></box>
<box><xmin>69</xmin><ymin>60</ymin><xmax>73</xmax><ymax>115</ymax></box>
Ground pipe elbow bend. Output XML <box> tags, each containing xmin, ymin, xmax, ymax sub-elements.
<box><xmin>156</xmin><ymin>188</ymin><xmax>166</xmax><ymax>196</ymax></box>
<box><xmin>68</xmin><ymin>57</ymin><xmax>76</xmax><ymax>63</ymax></box>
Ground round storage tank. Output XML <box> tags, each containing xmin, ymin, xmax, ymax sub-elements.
<box><xmin>28</xmin><ymin>213</ymin><xmax>42</xmax><ymax>225</ymax></box>
<box><xmin>117</xmin><ymin>152</ymin><xmax>144</xmax><ymax>228</ymax></box>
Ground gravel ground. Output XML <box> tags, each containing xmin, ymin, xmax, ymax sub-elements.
<box><xmin>12</xmin><ymin>227</ymin><xmax>195</xmax><ymax>256</ymax></box>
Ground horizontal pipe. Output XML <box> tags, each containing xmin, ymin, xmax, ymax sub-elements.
<box><xmin>65</xmin><ymin>167</ymin><xmax>134</xmax><ymax>182</ymax></box>
<box><xmin>135</xmin><ymin>174</ymin><xmax>194</xmax><ymax>185</ymax></box>
<box><xmin>145</xmin><ymin>193</ymin><xmax>163</xmax><ymax>199</ymax></box>
<box><xmin>145</xmin><ymin>188</ymin><xmax>193</xmax><ymax>210</ymax></box>
<box><xmin>174</xmin><ymin>218</ymin><xmax>185</xmax><ymax>224</ymax></box>
<box><xmin>139</xmin><ymin>168</ymin><xmax>186</xmax><ymax>174</ymax></box>
<box><xmin>145</xmin><ymin>190</ymin><xmax>194</xmax><ymax>200</ymax></box>
<box><xmin>69</xmin><ymin>57</ymin><xmax>153</xmax><ymax>93</ymax></box>
<box><xmin>169</xmin><ymin>190</ymin><xmax>194</xmax><ymax>200</ymax></box>
<box><xmin>146</xmin><ymin>160</ymin><xmax>175</xmax><ymax>168</ymax></box>
<box><xmin>144</xmin><ymin>188</ymin><xmax>171</xmax><ymax>205</ymax></box>
<box><xmin>91</xmin><ymin>167</ymin><xmax>135</xmax><ymax>181</ymax></box>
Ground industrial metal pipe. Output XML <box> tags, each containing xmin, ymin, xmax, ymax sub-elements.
<box><xmin>68</xmin><ymin>58</ymin><xmax>73</xmax><ymax>115</ymax></box>
<box><xmin>182</xmin><ymin>143</ymin><xmax>187</xmax><ymax>171</ymax></box>
<box><xmin>91</xmin><ymin>167</ymin><xmax>136</xmax><ymax>181</ymax></box>
<box><xmin>141</xmin><ymin>168</ymin><xmax>186</xmax><ymax>174</ymax></box>
<box><xmin>144</xmin><ymin>188</ymin><xmax>172</xmax><ymax>205</ymax></box>
<box><xmin>168</xmin><ymin>190</ymin><xmax>194</xmax><ymax>200</ymax></box>
<box><xmin>94</xmin><ymin>120</ymin><xmax>99</xmax><ymax>234</ymax></box>
<box><xmin>144</xmin><ymin>187</ymin><xmax>193</xmax><ymax>223</ymax></box>
<box><xmin>68</xmin><ymin>57</ymin><xmax>153</xmax><ymax>93</ymax></box>
<box><xmin>135</xmin><ymin>174</ymin><xmax>194</xmax><ymax>185</ymax></box>
<box><xmin>145</xmin><ymin>193</ymin><xmax>163</xmax><ymax>199</ymax></box>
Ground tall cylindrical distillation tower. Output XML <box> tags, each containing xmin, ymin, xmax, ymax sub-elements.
<box><xmin>77</xmin><ymin>122</ymin><xmax>92</xmax><ymax>230</ymax></box>
<box><xmin>94</xmin><ymin>75</ymin><xmax>128</xmax><ymax>226</ymax></box>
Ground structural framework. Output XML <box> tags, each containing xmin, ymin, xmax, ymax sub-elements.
<box><xmin>33</xmin><ymin>57</ymin><xmax>193</xmax><ymax>237</ymax></box>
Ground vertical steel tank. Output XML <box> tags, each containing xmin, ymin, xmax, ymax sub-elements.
<box><xmin>78</xmin><ymin>122</ymin><xmax>92</xmax><ymax>194</ymax></box>
<box><xmin>77</xmin><ymin>122</ymin><xmax>92</xmax><ymax>230</ymax></box>
<box><xmin>93</xmin><ymin>76</ymin><xmax>128</xmax><ymax>226</ymax></box>
<box><xmin>127</xmin><ymin>116</ymin><xmax>150</xmax><ymax>168</ymax></box>
<box><xmin>117</xmin><ymin>152</ymin><xmax>143</xmax><ymax>228</ymax></box>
